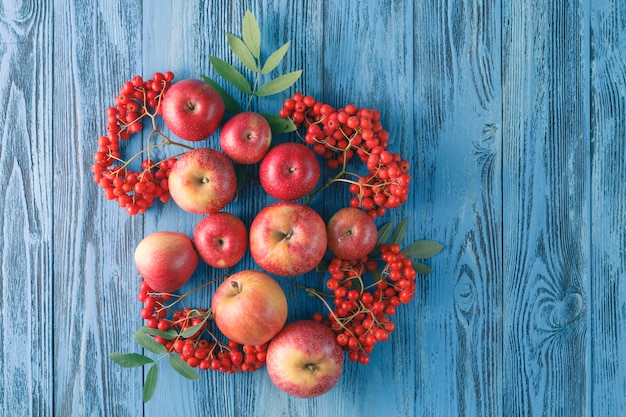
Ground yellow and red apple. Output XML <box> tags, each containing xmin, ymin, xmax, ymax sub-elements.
<box><xmin>168</xmin><ymin>148</ymin><xmax>236</xmax><ymax>214</ymax></box>
<box><xmin>249</xmin><ymin>202</ymin><xmax>327</xmax><ymax>276</ymax></box>
<box><xmin>211</xmin><ymin>270</ymin><xmax>288</xmax><ymax>346</ymax></box>
<box><xmin>266</xmin><ymin>320</ymin><xmax>344</xmax><ymax>398</ymax></box>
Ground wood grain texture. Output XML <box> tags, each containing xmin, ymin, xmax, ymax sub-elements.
<box><xmin>1</xmin><ymin>0</ymin><xmax>625</xmax><ymax>416</ymax></box>
<box><xmin>412</xmin><ymin>0</ymin><xmax>503</xmax><ymax>416</ymax></box>
<box><xmin>52</xmin><ymin>1</ymin><xmax>146</xmax><ymax>415</ymax></box>
<box><xmin>590</xmin><ymin>0</ymin><xmax>626</xmax><ymax>416</ymax></box>
<box><xmin>502</xmin><ymin>1</ymin><xmax>589</xmax><ymax>416</ymax></box>
<box><xmin>0</xmin><ymin>2</ymin><xmax>53</xmax><ymax>416</ymax></box>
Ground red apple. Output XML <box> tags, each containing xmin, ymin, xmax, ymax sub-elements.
<box><xmin>211</xmin><ymin>270</ymin><xmax>288</xmax><ymax>346</ymax></box>
<box><xmin>134</xmin><ymin>231</ymin><xmax>199</xmax><ymax>293</ymax></box>
<box><xmin>249</xmin><ymin>202</ymin><xmax>327</xmax><ymax>276</ymax></box>
<box><xmin>327</xmin><ymin>207</ymin><xmax>378</xmax><ymax>260</ymax></box>
<box><xmin>259</xmin><ymin>142</ymin><xmax>320</xmax><ymax>201</ymax></box>
<box><xmin>266</xmin><ymin>320</ymin><xmax>344</xmax><ymax>398</ymax></box>
<box><xmin>168</xmin><ymin>148</ymin><xmax>236</xmax><ymax>214</ymax></box>
<box><xmin>220</xmin><ymin>112</ymin><xmax>272</xmax><ymax>164</ymax></box>
<box><xmin>161</xmin><ymin>78</ymin><xmax>225</xmax><ymax>141</ymax></box>
<box><xmin>193</xmin><ymin>212</ymin><xmax>248</xmax><ymax>268</ymax></box>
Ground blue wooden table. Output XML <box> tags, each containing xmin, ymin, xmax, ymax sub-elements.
<box><xmin>1</xmin><ymin>0</ymin><xmax>625</xmax><ymax>416</ymax></box>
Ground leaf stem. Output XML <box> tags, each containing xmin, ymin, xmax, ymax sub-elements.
<box><xmin>245</xmin><ymin>71</ymin><xmax>261</xmax><ymax>112</ymax></box>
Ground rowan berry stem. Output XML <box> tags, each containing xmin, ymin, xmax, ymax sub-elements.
<box><xmin>156</xmin><ymin>269</ymin><xmax>232</xmax><ymax>310</ymax></box>
<box><xmin>304</xmin><ymin>168</ymin><xmax>347</xmax><ymax>205</ymax></box>
<box><xmin>298</xmin><ymin>285</ymin><xmax>357</xmax><ymax>337</ymax></box>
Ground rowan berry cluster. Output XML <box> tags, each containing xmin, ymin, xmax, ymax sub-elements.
<box><xmin>279</xmin><ymin>93</ymin><xmax>411</xmax><ymax>218</ymax></box>
<box><xmin>91</xmin><ymin>72</ymin><xmax>180</xmax><ymax>215</ymax></box>
<box><xmin>309</xmin><ymin>243</ymin><xmax>417</xmax><ymax>365</ymax></box>
<box><xmin>137</xmin><ymin>281</ymin><xmax>267</xmax><ymax>373</ymax></box>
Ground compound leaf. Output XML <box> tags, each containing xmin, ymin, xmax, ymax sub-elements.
<box><xmin>179</xmin><ymin>322</ymin><xmax>204</xmax><ymax>339</ymax></box>
<box><xmin>169</xmin><ymin>353</ymin><xmax>200</xmax><ymax>380</ymax></box>
<box><xmin>402</xmin><ymin>240</ymin><xmax>444</xmax><ymax>259</ymax></box>
<box><xmin>143</xmin><ymin>363</ymin><xmax>159</xmax><ymax>403</ymax></box>
<box><xmin>370</xmin><ymin>221</ymin><xmax>394</xmax><ymax>255</ymax></box>
<box><xmin>134</xmin><ymin>329</ymin><xmax>168</xmax><ymax>355</ymax></box>
<box><xmin>242</xmin><ymin>10</ymin><xmax>261</xmax><ymax>58</ymax></box>
<box><xmin>209</xmin><ymin>56</ymin><xmax>252</xmax><ymax>94</ymax></box>
<box><xmin>316</xmin><ymin>258</ymin><xmax>330</xmax><ymax>273</ymax></box>
<box><xmin>109</xmin><ymin>352</ymin><xmax>154</xmax><ymax>368</ymax></box>
<box><xmin>261</xmin><ymin>41</ymin><xmax>291</xmax><ymax>74</ymax></box>
<box><xmin>412</xmin><ymin>261</ymin><xmax>434</xmax><ymax>275</ymax></box>
<box><xmin>256</xmin><ymin>70</ymin><xmax>302</xmax><ymax>97</ymax></box>
<box><xmin>227</xmin><ymin>33</ymin><xmax>258</xmax><ymax>72</ymax></box>
<box><xmin>389</xmin><ymin>217</ymin><xmax>409</xmax><ymax>245</ymax></box>
<box><xmin>138</xmin><ymin>325</ymin><xmax>177</xmax><ymax>340</ymax></box>
<box><xmin>261</xmin><ymin>113</ymin><xmax>297</xmax><ymax>134</ymax></box>
<box><xmin>201</xmin><ymin>75</ymin><xmax>242</xmax><ymax>115</ymax></box>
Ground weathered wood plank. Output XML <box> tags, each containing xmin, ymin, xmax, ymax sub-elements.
<box><xmin>590</xmin><ymin>1</ymin><xmax>626</xmax><ymax>416</ymax></box>
<box><xmin>51</xmin><ymin>1</ymin><xmax>146</xmax><ymax>415</ymax></box>
<box><xmin>502</xmin><ymin>1</ymin><xmax>590</xmax><ymax>416</ymax></box>
<box><xmin>0</xmin><ymin>2</ymin><xmax>53</xmax><ymax>416</ymax></box>
<box><xmin>411</xmin><ymin>0</ymin><xmax>503</xmax><ymax>415</ymax></box>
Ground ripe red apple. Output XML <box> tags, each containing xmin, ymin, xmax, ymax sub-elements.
<box><xmin>161</xmin><ymin>78</ymin><xmax>225</xmax><ymax>141</ymax></box>
<box><xmin>134</xmin><ymin>231</ymin><xmax>199</xmax><ymax>293</ymax></box>
<box><xmin>211</xmin><ymin>270</ymin><xmax>288</xmax><ymax>346</ymax></box>
<box><xmin>259</xmin><ymin>142</ymin><xmax>320</xmax><ymax>201</ymax></box>
<box><xmin>193</xmin><ymin>212</ymin><xmax>248</xmax><ymax>268</ymax></box>
<box><xmin>220</xmin><ymin>112</ymin><xmax>272</xmax><ymax>164</ymax></box>
<box><xmin>266</xmin><ymin>320</ymin><xmax>344</xmax><ymax>398</ymax></box>
<box><xmin>168</xmin><ymin>148</ymin><xmax>236</xmax><ymax>214</ymax></box>
<box><xmin>249</xmin><ymin>201</ymin><xmax>327</xmax><ymax>276</ymax></box>
<box><xmin>327</xmin><ymin>207</ymin><xmax>378</xmax><ymax>260</ymax></box>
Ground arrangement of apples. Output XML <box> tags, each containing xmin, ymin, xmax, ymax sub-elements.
<box><xmin>130</xmin><ymin>73</ymin><xmax>369</xmax><ymax>397</ymax></box>
<box><xmin>105</xmin><ymin>10</ymin><xmax>439</xmax><ymax>404</ymax></box>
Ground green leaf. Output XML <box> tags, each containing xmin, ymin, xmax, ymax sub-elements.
<box><xmin>260</xmin><ymin>41</ymin><xmax>291</xmax><ymax>74</ymax></box>
<box><xmin>201</xmin><ymin>75</ymin><xmax>242</xmax><ymax>115</ymax></box>
<box><xmin>234</xmin><ymin>163</ymin><xmax>247</xmax><ymax>194</ymax></box>
<box><xmin>256</xmin><ymin>70</ymin><xmax>302</xmax><ymax>97</ymax></box>
<box><xmin>402</xmin><ymin>240</ymin><xmax>444</xmax><ymax>259</ymax></box>
<box><xmin>169</xmin><ymin>353</ymin><xmax>201</xmax><ymax>380</ymax></box>
<box><xmin>261</xmin><ymin>113</ymin><xmax>297</xmax><ymax>135</ymax></box>
<box><xmin>143</xmin><ymin>363</ymin><xmax>159</xmax><ymax>403</ymax></box>
<box><xmin>226</xmin><ymin>33</ymin><xmax>258</xmax><ymax>72</ymax></box>
<box><xmin>209</xmin><ymin>56</ymin><xmax>252</xmax><ymax>94</ymax></box>
<box><xmin>134</xmin><ymin>329</ymin><xmax>168</xmax><ymax>355</ymax></box>
<box><xmin>389</xmin><ymin>217</ymin><xmax>409</xmax><ymax>245</ymax></box>
<box><xmin>370</xmin><ymin>221</ymin><xmax>394</xmax><ymax>255</ymax></box>
<box><xmin>242</xmin><ymin>10</ymin><xmax>261</xmax><ymax>58</ymax></box>
<box><xmin>179</xmin><ymin>322</ymin><xmax>205</xmax><ymax>338</ymax></box>
<box><xmin>370</xmin><ymin>267</ymin><xmax>382</xmax><ymax>282</ymax></box>
<box><xmin>316</xmin><ymin>258</ymin><xmax>330</xmax><ymax>273</ymax></box>
<box><xmin>138</xmin><ymin>326</ymin><xmax>177</xmax><ymax>340</ymax></box>
<box><xmin>412</xmin><ymin>261</ymin><xmax>434</xmax><ymax>275</ymax></box>
<box><xmin>109</xmin><ymin>352</ymin><xmax>154</xmax><ymax>368</ymax></box>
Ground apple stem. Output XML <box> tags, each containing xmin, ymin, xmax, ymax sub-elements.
<box><xmin>297</xmin><ymin>285</ymin><xmax>334</xmax><ymax>299</ymax></box>
<box><xmin>231</xmin><ymin>280</ymin><xmax>241</xmax><ymax>294</ymax></box>
<box><xmin>338</xmin><ymin>230</ymin><xmax>352</xmax><ymax>242</ymax></box>
<box><xmin>305</xmin><ymin>363</ymin><xmax>318</xmax><ymax>373</ymax></box>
